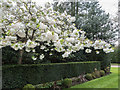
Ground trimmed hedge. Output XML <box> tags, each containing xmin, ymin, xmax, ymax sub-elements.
<box><xmin>2</xmin><ymin>61</ymin><xmax>100</xmax><ymax>88</ymax></box>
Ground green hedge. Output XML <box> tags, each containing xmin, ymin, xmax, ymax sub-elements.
<box><xmin>2</xmin><ymin>61</ymin><xmax>100</xmax><ymax>88</ymax></box>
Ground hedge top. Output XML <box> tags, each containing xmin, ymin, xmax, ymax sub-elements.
<box><xmin>3</xmin><ymin>61</ymin><xmax>100</xmax><ymax>68</ymax></box>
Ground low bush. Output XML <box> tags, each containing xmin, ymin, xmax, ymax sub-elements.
<box><xmin>104</xmin><ymin>66</ymin><xmax>110</xmax><ymax>74</ymax></box>
<box><xmin>85</xmin><ymin>74</ymin><xmax>93</xmax><ymax>80</ymax></box>
<box><xmin>100</xmin><ymin>70</ymin><xmax>105</xmax><ymax>76</ymax></box>
<box><xmin>23</xmin><ymin>84</ymin><xmax>35</xmax><ymax>90</ymax></box>
<box><xmin>94</xmin><ymin>69</ymin><xmax>101</xmax><ymax>78</ymax></box>
<box><xmin>91</xmin><ymin>72</ymin><xmax>97</xmax><ymax>79</ymax></box>
<box><xmin>62</xmin><ymin>78</ymin><xmax>72</xmax><ymax>88</ymax></box>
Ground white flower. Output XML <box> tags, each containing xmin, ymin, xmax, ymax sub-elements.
<box><xmin>68</xmin><ymin>17</ymin><xmax>76</xmax><ymax>23</ymax></box>
<box><xmin>103</xmin><ymin>48</ymin><xmax>110</xmax><ymax>53</ymax></box>
<box><xmin>10</xmin><ymin>28</ymin><xmax>17</xmax><ymax>34</ymax></box>
<box><xmin>11</xmin><ymin>43</ymin><xmax>20</xmax><ymax>51</ymax></box>
<box><xmin>62</xmin><ymin>52</ymin><xmax>71</xmax><ymax>58</ymax></box>
<box><xmin>46</xmin><ymin>16</ymin><xmax>56</xmax><ymax>24</ymax></box>
<box><xmin>49</xmin><ymin>53</ymin><xmax>52</xmax><ymax>55</ymax></box>
<box><xmin>85</xmin><ymin>49</ymin><xmax>92</xmax><ymax>53</ymax></box>
<box><xmin>72</xmin><ymin>29</ymin><xmax>79</xmax><ymax>37</ymax></box>
<box><xmin>105</xmin><ymin>44</ymin><xmax>111</xmax><ymax>48</ymax></box>
<box><xmin>39</xmin><ymin>16</ymin><xmax>45</xmax><ymax>21</ymax></box>
<box><xmin>40</xmin><ymin>45</ymin><xmax>46</xmax><ymax>50</ymax></box>
<box><xmin>52</xmin><ymin>33</ymin><xmax>59</xmax><ymax>42</ymax></box>
<box><xmin>54</xmin><ymin>28</ymin><xmax>61</xmax><ymax>34</ymax></box>
<box><xmin>32</xmin><ymin>49</ymin><xmax>35</xmax><ymax>52</ymax></box>
<box><xmin>39</xmin><ymin>54</ymin><xmax>44</xmax><ymax>60</ymax></box>
<box><xmin>66</xmin><ymin>37</ymin><xmax>75</xmax><ymax>43</ymax></box>
<box><xmin>26</xmin><ymin>39</ymin><xmax>37</xmax><ymax>48</ymax></box>
<box><xmin>39</xmin><ymin>22</ymin><xmax>48</xmax><ymax>30</ymax></box>
<box><xmin>5</xmin><ymin>36</ymin><xmax>17</xmax><ymax>41</ymax></box>
<box><xmin>25</xmin><ymin>48</ymin><xmax>31</xmax><ymax>52</ymax></box>
<box><xmin>32</xmin><ymin>56</ymin><xmax>37</xmax><ymax>60</ymax></box>
<box><xmin>110</xmin><ymin>48</ymin><xmax>114</xmax><ymax>52</ymax></box>
<box><xmin>54</xmin><ymin>40</ymin><xmax>62</xmax><ymax>48</ymax></box>
<box><xmin>31</xmin><ymin>7</ymin><xmax>37</xmax><ymax>13</ymax></box>
<box><xmin>45</xmin><ymin>30</ymin><xmax>57</xmax><ymax>41</ymax></box>
<box><xmin>17</xmin><ymin>30</ymin><xmax>26</xmax><ymax>38</ymax></box>
<box><xmin>11</xmin><ymin>22</ymin><xmax>25</xmax><ymax>30</ymax></box>
<box><xmin>96</xmin><ymin>51</ymin><xmax>100</xmax><ymax>54</ymax></box>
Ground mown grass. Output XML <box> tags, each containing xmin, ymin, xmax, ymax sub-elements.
<box><xmin>65</xmin><ymin>67</ymin><xmax>119</xmax><ymax>89</ymax></box>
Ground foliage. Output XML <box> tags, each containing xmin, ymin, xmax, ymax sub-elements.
<box><xmin>2</xmin><ymin>46</ymin><xmax>36</xmax><ymax>64</ymax></box>
<box><xmin>111</xmin><ymin>46</ymin><xmax>120</xmax><ymax>63</ymax></box>
<box><xmin>23</xmin><ymin>84</ymin><xmax>35</xmax><ymax>90</ymax></box>
<box><xmin>2</xmin><ymin>61</ymin><xmax>100</xmax><ymax>88</ymax></box>
<box><xmin>62</xmin><ymin>78</ymin><xmax>72</xmax><ymax>88</ymax></box>
<box><xmin>100</xmin><ymin>70</ymin><xmax>105</xmax><ymax>76</ymax></box>
<box><xmin>85</xmin><ymin>73</ymin><xmax>93</xmax><ymax>80</ymax></box>
<box><xmin>35</xmin><ymin>80</ymin><xmax>62</xmax><ymax>89</ymax></box>
<box><xmin>104</xmin><ymin>66</ymin><xmax>110</xmax><ymax>74</ymax></box>
<box><xmin>93</xmin><ymin>69</ymin><xmax>101</xmax><ymax>78</ymax></box>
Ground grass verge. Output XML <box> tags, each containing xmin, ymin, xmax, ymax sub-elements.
<box><xmin>65</xmin><ymin>67</ymin><xmax>119</xmax><ymax>89</ymax></box>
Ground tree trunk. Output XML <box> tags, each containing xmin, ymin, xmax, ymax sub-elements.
<box><xmin>18</xmin><ymin>49</ymin><xmax>24</xmax><ymax>64</ymax></box>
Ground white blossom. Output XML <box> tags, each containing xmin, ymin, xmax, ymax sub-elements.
<box><xmin>39</xmin><ymin>54</ymin><xmax>44</xmax><ymax>60</ymax></box>
<box><xmin>85</xmin><ymin>49</ymin><xmax>92</xmax><ymax>53</ymax></box>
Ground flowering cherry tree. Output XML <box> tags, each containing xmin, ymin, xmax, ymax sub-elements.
<box><xmin>0</xmin><ymin>0</ymin><xmax>114</xmax><ymax>64</ymax></box>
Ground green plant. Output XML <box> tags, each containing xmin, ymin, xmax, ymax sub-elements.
<box><xmin>23</xmin><ymin>84</ymin><xmax>35</xmax><ymax>90</ymax></box>
<box><xmin>35</xmin><ymin>84</ymin><xmax>44</xmax><ymax>88</ymax></box>
<box><xmin>94</xmin><ymin>69</ymin><xmax>101</xmax><ymax>78</ymax></box>
<box><xmin>62</xmin><ymin>78</ymin><xmax>72</xmax><ymax>88</ymax></box>
<box><xmin>91</xmin><ymin>72</ymin><xmax>97</xmax><ymax>79</ymax></box>
<box><xmin>100</xmin><ymin>70</ymin><xmax>105</xmax><ymax>76</ymax></box>
<box><xmin>85</xmin><ymin>74</ymin><xmax>93</xmax><ymax>80</ymax></box>
<box><xmin>104</xmin><ymin>67</ymin><xmax>110</xmax><ymax>74</ymax></box>
<box><xmin>2</xmin><ymin>61</ymin><xmax>100</xmax><ymax>88</ymax></box>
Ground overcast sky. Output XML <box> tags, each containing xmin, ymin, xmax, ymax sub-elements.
<box><xmin>32</xmin><ymin>0</ymin><xmax>118</xmax><ymax>17</ymax></box>
<box><xmin>99</xmin><ymin>0</ymin><xmax>118</xmax><ymax>17</ymax></box>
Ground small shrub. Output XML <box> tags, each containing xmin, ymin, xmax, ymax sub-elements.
<box><xmin>35</xmin><ymin>82</ymin><xmax>54</xmax><ymax>88</ymax></box>
<box><xmin>94</xmin><ymin>70</ymin><xmax>101</xmax><ymax>78</ymax></box>
<box><xmin>100</xmin><ymin>70</ymin><xmax>105</xmax><ymax>76</ymax></box>
<box><xmin>62</xmin><ymin>78</ymin><xmax>72</xmax><ymax>88</ymax></box>
<box><xmin>104</xmin><ymin>66</ymin><xmax>110</xmax><ymax>74</ymax></box>
<box><xmin>91</xmin><ymin>72</ymin><xmax>96</xmax><ymax>79</ymax></box>
<box><xmin>23</xmin><ymin>84</ymin><xmax>35</xmax><ymax>90</ymax></box>
<box><xmin>35</xmin><ymin>84</ymin><xmax>44</xmax><ymax>88</ymax></box>
<box><xmin>56</xmin><ymin>80</ymin><xmax>62</xmax><ymax>86</ymax></box>
<box><xmin>85</xmin><ymin>74</ymin><xmax>93</xmax><ymax>80</ymax></box>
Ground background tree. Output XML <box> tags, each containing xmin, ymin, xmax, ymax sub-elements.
<box><xmin>53</xmin><ymin>0</ymin><xmax>118</xmax><ymax>44</ymax></box>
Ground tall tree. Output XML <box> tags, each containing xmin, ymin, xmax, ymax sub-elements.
<box><xmin>53</xmin><ymin>1</ymin><xmax>118</xmax><ymax>44</ymax></box>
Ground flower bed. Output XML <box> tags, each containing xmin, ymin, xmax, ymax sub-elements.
<box><xmin>23</xmin><ymin>67</ymin><xmax>110</xmax><ymax>89</ymax></box>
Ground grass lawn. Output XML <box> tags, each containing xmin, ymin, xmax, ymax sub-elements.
<box><xmin>65</xmin><ymin>67</ymin><xmax>119</xmax><ymax>89</ymax></box>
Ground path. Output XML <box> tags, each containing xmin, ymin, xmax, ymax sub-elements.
<box><xmin>111</xmin><ymin>65</ymin><xmax>120</xmax><ymax>67</ymax></box>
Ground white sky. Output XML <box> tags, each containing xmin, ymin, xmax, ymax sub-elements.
<box><xmin>98</xmin><ymin>0</ymin><xmax>118</xmax><ymax>17</ymax></box>
<box><xmin>33</xmin><ymin>0</ymin><xmax>118</xmax><ymax>17</ymax></box>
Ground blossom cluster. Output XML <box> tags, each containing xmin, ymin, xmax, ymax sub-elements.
<box><xmin>0</xmin><ymin>0</ymin><xmax>114</xmax><ymax>60</ymax></box>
